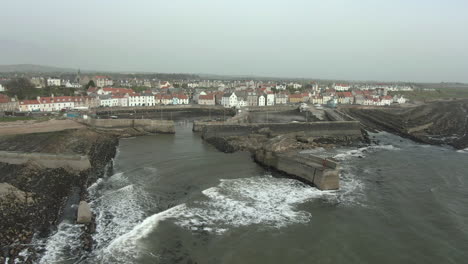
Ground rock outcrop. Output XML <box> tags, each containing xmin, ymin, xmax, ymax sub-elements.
<box><xmin>341</xmin><ymin>99</ymin><xmax>468</xmax><ymax>149</ymax></box>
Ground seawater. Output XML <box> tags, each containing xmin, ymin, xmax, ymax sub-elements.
<box><xmin>37</xmin><ymin>124</ymin><xmax>468</xmax><ymax>264</ymax></box>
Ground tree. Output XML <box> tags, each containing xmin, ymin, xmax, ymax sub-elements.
<box><xmin>86</xmin><ymin>80</ymin><xmax>96</xmax><ymax>89</ymax></box>
<box><xmin>5</xmin><ymin>78</ymin><xmax>38</xmax><ymax>100</ymax></box>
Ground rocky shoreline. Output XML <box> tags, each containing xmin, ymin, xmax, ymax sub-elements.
<box><xmin>341</xmin><ymin>99</ymin><xmax>468</xmax><ymax>149</ymax></box>
<box><xmin>0</xmin><ymin>127</ymin><xmax>140</xmax><ymax>263</ymax></box>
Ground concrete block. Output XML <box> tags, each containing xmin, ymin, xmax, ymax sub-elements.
<box><xmin>77</xmin><ymin>201</ymin><xmax>92</xmax><ymax>224</ymax></box>
<box><xmin>313</xmin><ymin>169</ymin><xmax>340</xmax><ymax>190</ymax></box>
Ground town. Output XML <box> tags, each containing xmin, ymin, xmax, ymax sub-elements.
<box><xmin>0</xmin><ymin>71</ymin><xmax>411</xmax><ymax>112</ymax></box>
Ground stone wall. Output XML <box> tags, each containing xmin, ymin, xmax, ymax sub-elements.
<box><xmin>0</xmin><ymin>151</ymin><xmax>91</xmax><ymax>171</ymax></box>
<box><xmin>201</xmin><ymin>121</ymin><xmax>362</xmax><ymax>139</ymax></box>
<box><xmin>84</xmin><ymin>118</ymin><xmax>175</xmax><ymax>134</ymax></box>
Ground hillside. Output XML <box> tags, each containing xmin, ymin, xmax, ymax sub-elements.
<box><xmin>0</xmin><ymin>64</ymin><xmax>77</xmax><ymax>73</ymax></box>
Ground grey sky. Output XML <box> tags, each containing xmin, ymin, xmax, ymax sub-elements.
<box><xmin>1</xmin><ymin>0</ymin><xmax>467</xmax><ymax>82</ymax></box>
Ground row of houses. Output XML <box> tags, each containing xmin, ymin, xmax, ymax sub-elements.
<box><xmin>194</xmin><ymin>87</ymin><xmax>407</xmax><ymax>108</ymax></box>
<box><xmin>18</xmin><ymin>96</ymin><xmax>99</xmax><ymax>112</ymax></box>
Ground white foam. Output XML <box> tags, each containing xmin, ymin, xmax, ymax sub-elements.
<box><xmin>103</xmin><ymin>204</ymin><xmax>186</xmax><ymax>263</ymax></box>
<box><xmin>456</xmin><ymin>148</ymin><xmax>468</xmax><ymax>153</ymax></box>
<box><xmin>37</xmin><ymin>223</ymin><xmax>84</xmax><ymax>264</ymax></box>
<box><xmin>174</xmin><ymin>176</ymin><xmax>330</xmax><ymax>232</ymax></box>
<box><xmin>333</xmin><ymin>145</ymin><xmax>400</xmax><ymax>160</ymax></box>
<box><xmin>103</xmin><ymin>176</ymin><xmax>333</xmax><ymax>262</ymax></box>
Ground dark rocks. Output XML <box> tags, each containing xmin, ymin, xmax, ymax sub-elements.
<box><xmin>0</xmin><ymin>128</ymin><xmax>120</xmax><ymax>262</ymax></box>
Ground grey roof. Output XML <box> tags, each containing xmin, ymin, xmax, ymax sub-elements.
<box><xmin>98</xmin><ymin>94</ymin><xmax>112</xmax><ymax>99</ymax></box>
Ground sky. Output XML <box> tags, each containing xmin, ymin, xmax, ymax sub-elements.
<box><xmin>1</xmin><ymin>0</ymin><xmax>467</xmax><ymax>82</ymax></box>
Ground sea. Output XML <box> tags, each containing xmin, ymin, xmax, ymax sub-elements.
<box><xmin>34</xmin><ymin>122</ymin><xmax>468</xmax><ymax>264</ymax></box>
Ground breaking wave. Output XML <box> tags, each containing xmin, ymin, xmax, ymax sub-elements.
<box><xmin>333</xmin><ymin>144</ymin><xmax>400</xmax><ymax>160</ymax></box>
<box><xmin>456</xmin><ymin>148</ymin><xmax>468</xmax><ymax>153</ymax></box>
<box><xmin>102</xmin><ymin>175</ymin><xmax>334</xmax><ymax>262</ymax></box>
<box><xmin>37</xmin><ymin>223</ymin><xmax>84</xmax><ymax>264</ymax></box>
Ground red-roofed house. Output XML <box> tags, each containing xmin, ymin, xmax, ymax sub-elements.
<box><xmin>337</xmin><ymin>92</ymin><xmax>354</xmax><ymax>104</ymax></box>
<box><xmin>198</xmin><ymin>94</ymin><xmax>215</xmax><ymax>105</ymax></box>
<box><xmin>288</xmin><ymin>93</ymin><xmax>303</xmax><ymax>103</ymax></box>
<box><xmin>172</xmin><ymin>94</ymin><xmax>189</xmax><ymax>105</ymax></box>
<box><xmin>101</xmin><ymin>87</ymin><xmax>134</xmax><ymax>95</ymax></box>
<box><xmin>87</xmin><ymin>86</ymin><xmax>99</xmax><ymax>95</ymax></box>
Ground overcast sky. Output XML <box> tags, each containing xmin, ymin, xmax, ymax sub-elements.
<box><xmin>1</xmin><ymin>0</ymin><xmax>467</xmax><ymax>82</ymax></box>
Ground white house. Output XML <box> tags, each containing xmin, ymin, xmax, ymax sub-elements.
<box><xmin>334</xmin><ymin>84</ymin><xmax>350</xmax><ymax>91</ymax></box>
<box><xmin>0</xmin><ymin>83</ymin><xmax>4</xmax><ymax>92</ymax></box>
<box><xmin>64</xmin><ymin>80</ymin><xmax>82</xmax><ymax>88</ymax></box>
<box><xmin>47</xmin><ymin>78</ymin><xmax>61</xmax><ymax>87</ymax></box>
<box><xmin>393</xmin><ymin>95</ymin><xmax>407</xmax><ymax>104</ymax></box>
<box><xmin>266</xmin><ymin>92</ymin><xmax>275</xmax><ymax>106</ymax></box>
<box><xmin>221</xmin><ymin>92</ymin><xmax>237</xmax><ymax>108</ymax></box>
<box><xmin>99</xmin><ymin>95</ymin><xmax>116</xmax><ymax>107</ymax></box>
<box><xmin>292</xmin><ymin>83</ymin><xmax>302</xmax><ymax>89</ymax></box>
<box><xmin>19</xmin><ymin>100</ymin><xmax>41</xmax><ymax>112</ymax></box>
<box><xmin>236</xmin><ymin>96</ymin><xmax>247</xmax><ymax>108</ymax></box>
<box><xmin>380</xmin><ymin>96</ymin><xmax>393</xmax><ymax>106</ymax></box>
<box><xmin>95</xmin><ymin>76</ymin><xmax>113</xmax><ymax>88</ymax></box>
<box><xmin>188</xmin><ymin>82</ymin><xmax>199</xmax><ymax>88</ymax></box>
<box><xmin>276</xmin><ymin>84</ymin><xmax>286</xmax><ymax>90</ymax></box>
<box><xmin>113</xmin><ymin>95</ymin><xmax>128</xmax><ymax>107</ymax></box>
<box><xmin>275</xmin><ymin>93</ymin><xmax>288</xmax><ymax>104</ymax></box>
<box><xmin>128</xmin><ymin>94</ymin><xmax>145</xmax><ymax>107</ymax></box>
<box><xmin>173</xmin><ymin>94</ymin><xmax>189</xmax><ymax>105</ymax></box>
<box><xmin>258</xmin><ymin>94</ymin><xmax>266</xmax><ymax>106</ymax></box>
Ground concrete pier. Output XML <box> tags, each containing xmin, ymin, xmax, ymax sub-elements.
<box><xmin>254</xmin><ymin>150</ymin><xmax>339</xmax><ymax>190</ymax></box>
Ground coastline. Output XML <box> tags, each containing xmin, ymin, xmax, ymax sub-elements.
<box><xmin>0</xmin><ymin>120</ymin><xmax>164</xmax><ymax>263</ymax></box>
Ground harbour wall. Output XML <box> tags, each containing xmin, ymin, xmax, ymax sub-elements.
<box><xmin>84</xmin><ymin>119</ymin><xmax>175</xmax><ymax>134</ymax></box>
<box><xmin>201</xmin><ymin>121</ymin><xmax>362</xmax><ymax>139</ymax></box>
<box><xmin>0</xmin><ymin>151</ymin><xmax>91</xmax><ymax>171</ymax></box>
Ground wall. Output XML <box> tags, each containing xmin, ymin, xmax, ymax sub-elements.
<box><xmin>84</xmin><ymin>118</ymin><xmax>175</xmax><ymax>134</ymax></box>
<box><xmin>0</xmin><ymin>151</ymin><xmax>91</xmax><ymax>171</ymax></box>
<box><xmin>254</xmin><ymin>150</ymin><xmax>339</xmax><ymax>190</ymax></box>
<box><xmin>201</xmin><ymin>121</ymin><xmax>362</xmax><ymax>139</ymax></box>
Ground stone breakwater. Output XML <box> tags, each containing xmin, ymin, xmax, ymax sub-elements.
<box><xmin>196</xmin><ymin>120</ymin><xmax>367</xmax><ymax>190</ymax></box>
<box><xmin>254</xmin><ymin>151</ymin><xmax>340</xmax><ymax>190</ymax></box>
<box><xmin>200</xmin><ymin>121</ymin><xmax>363</xmax><ymax>139</ymax></box>
<box><xmin>83</xmin><ymin>118</ymin><xmax>175</xmax><ymax>134</ymax></box>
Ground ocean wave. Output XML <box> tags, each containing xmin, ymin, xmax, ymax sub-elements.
<box><xmin>456</xmin><ymin>148</ymin><xmax>468</xmax><ymax>153</ymax></box>
<box><xmin>102</xmin><ymin>175</ymin><xmax>334</xmax><ymax>262</ymax></box>
<box><xmin>333</xmin><ymin>144</ymin><xmax>400</xmax><ymax>160</ymax></box>
<box><xmin>37</xmin><ymin>223</ymin><xmax>84</xmax><ymax>264</ymax></box>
